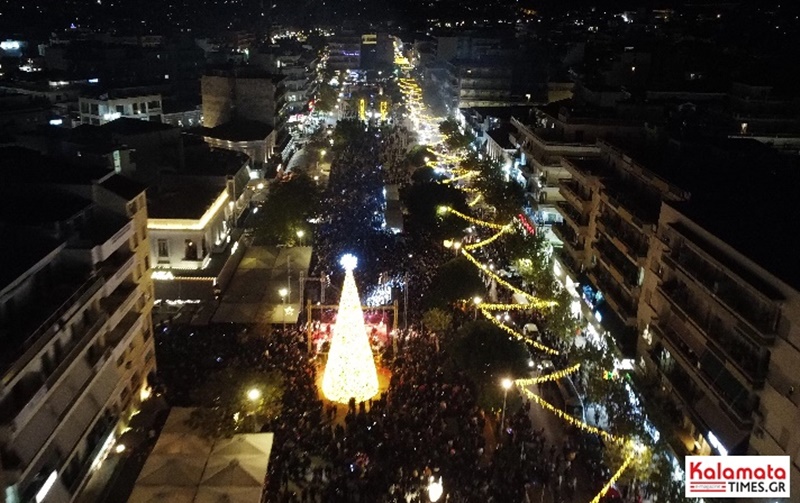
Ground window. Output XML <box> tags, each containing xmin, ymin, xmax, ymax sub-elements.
<box><xmin>132</xmin><ymin>103</ymin><xmax>138</xmax><ymax>114</ymax></box>
<box><xmin>147</xmin><ymin>100</ymin><xmax>160</xmax><ymax>110</ymax></box>
<box><xmin>90</xmin><ymin>103</ymin><xmax>99</xmax><ymax>115</ymax></box>
<box><xmin>157</xmin><ymin>239</ymin><xmax>169</xmax><ymax>258</ymax></box>
<box><xmin>184</xmin><ymin>239</ymin><xmax>198</xmax><ymax>260</ymax></box>
<box><xmin>116</xmin><ymin>105</ymin><xmax>124</xmax><ymax>114</ymax></box>
<box><xmin>80</xmin><ymin>102</ymin><xmax>89</xmax><ymax>113</ymax></box>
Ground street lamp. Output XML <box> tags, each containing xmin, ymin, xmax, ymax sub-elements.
<box><xmin>427</xmin><ymin>476</ymin><xmax>443</xmax><ymax>502</ymax></box>
<box><xmin>296</xmin><ymin>229</ymin><xmax>305</xmax><ymax>246</ymax></box>
<box><xmin>247</xmin><ymin>388</ymin><xmax>261</xmax><ymax>401</ymax></box>
<box><xmin>246</xmin><ymin>388</ymin><xmax>261</xmax><ymax>431</ymax></box>
<box><xmin>473</xmin><ymin>296</ymin><xmax>482</xmax><ymax>320</ymax></box>
<box><xmin>279</xmin><ymin>288</ymin><xmax>288</xmax><ymax>331</ymax></box>
<box><xmin>500</xmin><ymin>378</ymin><xmax>513</xmax><ymax>436</ymax></box>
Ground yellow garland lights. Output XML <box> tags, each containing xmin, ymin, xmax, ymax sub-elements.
<box><xmin>462</xmin><ymin>249</ymin><xmax>557</xmax><ymax>309</ymax></box>
<box><xmin>468</xmin><ymin>194</ymin><xmax>483</xmax><ymax>207</ymax></box>
<box><xmin>479</xmin><ymin>302</ymin><xmax>534</xmax><ymax>311</ymax></box>
<box><xmin>517</xmin><ymin>386</ymin><xmax>622</xmax><ymax>444</ymax></box>
<box><xmin>515</xmin><ymin>363</ymin><xmax>581</xmax><ymax>386</ymax></box>
<box><xmin>480</xmin><ymin>309</ymin><xmax>560</xmax><ymax>355</ymax></box>
<box><xmin>438</xmin><ymin>206</ymin><xmax>506</xmax><ymax>230</ymax></box>
<box><xmin>464</xmin><ymin>224</ymin><xmax>513</xmax><ymax>250</ymax></box>
<box><xmin>589</xmin><ymin>452</ymin><xmax>636</xmax><ymax>503</ymax></box>
<box><xmin>441</xmin><ymin>171</ymin><xmax>478</xmax><ymax>184</ymax></box>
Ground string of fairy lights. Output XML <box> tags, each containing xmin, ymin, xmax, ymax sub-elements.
<box><xmin>432</xmin><ymin>153</ymin><xmax>642</xmax><ymax>500</ymax></box>
<box><xmin>514</xmin><ymin>362</ymin><xmax>581</xmax><ymax>386</ymax></box>
<box><xmin>481</xmin><ymin>309</ymin><xmax>560</xmax><ymax>355</ymax></box>
<box><xmin>438</xmin><ymin>206</ymin><xmax>506</xmax><ymax>230</ymax></box>
<box><xmin>463</xmin><ymin>224</ymin><xmax>513</xmax><ymax>251</ymax></box>
<box><xmin>399</xmin><ymin>62</ymin><xmax>644</xmax><ymax>500</ymax></box>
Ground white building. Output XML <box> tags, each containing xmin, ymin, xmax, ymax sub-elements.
<box><xmin>0</xmin><ymin>148</ymin><xmax>155</xmax><ymax>503</ymax></box>
<box><xmin>79</xmin><ymin>91</ymin><xmax>163</xmax><ymax>125</ymax></box>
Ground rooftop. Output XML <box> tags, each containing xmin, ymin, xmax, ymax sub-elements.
<box><xmin>202</xmin><ymin>119</ymin><xmax>274</xmax><ymax>142</ymax></box>
<box><xmin>0</xmin><ymin>227</ymin><xmax>63</xmax><ymax>294</ymax></box>
<box><xmin>80</xmin><ymin>88</ymin><xmax>162</xmax><ymax>100</ymax></box>
<box><xmin>101</xmin><ymin>117</ymin><xmax>175</xmax><ymax>135</ymax></box>
<box><xmin>0</xmin><ymin>146</ymin><xmax>110</xmax><ymax>185</ymax></box>
<box><xmin>183</xmin><ymin>144</ymin><xmax>250</xmax><ymax>177</ymax></box>
<box><xmin>666</xmin><ymin>148</ymin><xmax>800</xmax><ymax>291</ymax></box>
<box><xmin>99</xmin><ymin>174</ymin><xmax>148</xmax><ymax>201</ymax></box>
<box><xmin>148</xmin><ymin>184</ymin><xmax>225</xmax><ymax>220</ymax></box>
<box><xmin>487</xmin><ymin>126</ymin><xmax>514</xmax><ymax>150</ymax></box>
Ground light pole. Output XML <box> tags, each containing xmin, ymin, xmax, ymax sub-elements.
<box><xmin>473</xmin><ymin>296</ymin><xmax>482</xmax><ymax>320</ymax></box>
<box><xmin>279</xmin><ymin>288</ymin><xmax>288</xmax><ymax>331</ymax></box>
<box><xmin>296</xmin><ymin>229</ymin><xmax>305</xmax><ymax>246</ymax></box>
<box><xmin>246</xmin><ymin>388</ymin><xmax>261</xmax><ymax>432</ymax></box>
<box><xmin>500</xmin><ymin>378</ymin><xmax>512</xmax><ymax>436</ymax></box>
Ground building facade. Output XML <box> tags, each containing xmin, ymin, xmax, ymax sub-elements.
<box><xmin>0</xmin><ymin>171</ymin><xmax>155</xmax><ymax>503</ymax></box>
<box><xmin>638</xmin><ymin>201</ymin><xmax>800</xmax><ymax>497</ymax></box>
<box><xmin>79</xmin><ymin>93</ymin><xmax>163</xmax><ymax>125</ymax></box>
<box><xmin>201</xmin><ymin>68</ymin><xmax>286</xmax><ymax>130</ymax></box>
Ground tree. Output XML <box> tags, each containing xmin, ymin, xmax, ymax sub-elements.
<box><xmin>252</xmin><ymin>172</ymin><xmax>321</xmax><ymax>244</ymax></box>
<box><xmin>422</xmin><ymin>308</ymin><xmax>453</xmax><ymax>334</ymax></box>
<box><xmin>466</xmin><ymin>154</ymin><xmax>525</xmax><ymax>222</ymax></box>
<box><xmin>438</xmin><ymin>118</ymin><xmax>474</xmax><ymax>151</ymax></box>
<box><xmin>446</xmin><ymin>320</ymin><xmax>530</xmax><ymax>409</ymax></box>
<box><xmin>188</xmin><ymin>368</ymin><xmax>284</xmax><ymax>438</ymax></box>
<box><xmin>314</xmin><ymin>82</ymin><xmax>337</xmax><ymax>113</ymax></box>
<box><xmin>424</xmin><ymin>257</ymin><xmax>486</xmax><ymax>309</ymax></box>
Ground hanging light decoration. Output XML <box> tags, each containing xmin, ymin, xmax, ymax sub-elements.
<box><xmin>321</xmin><ymin>254</ymin><xmax>380</xmax><ymax>404</ymax></box>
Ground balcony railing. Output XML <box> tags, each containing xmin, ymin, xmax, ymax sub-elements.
<box><xmin>594</xmin><ymin>238</ymin><xmax>639</xmax><ymax>286</ymax></box>
<box><xmin>588</xmin><ymin>268</ymin><xmax>637</xmax><ymax>322</ymax></box>
<box><xmin>666</xmin><ymin>249</ymin><xmax>778</xmax><ymax>340</ymax></box>
<box><xmin>1</xmin><ymin>275</ymin><xmax>104</xmax><ymax>386</ymax></box>
<box><xmin>556</xmin><ymin>202</ymin><xmax>588</xmax><ymax>232</ymax></box>
<box><xmin>556</xmin><ymin>248</ymin><xmax>583</xmax><ymax>279</ymax></box>
<box><xmin>596</xmin><ymin>213</ymin><xmax>649</xmax><ymax>258</ymax></box>
<box><xmin>559</xmin><ymin>180</ymin><xmax>592</xmax><ymax>213</ymax></box>
<box><xmin>654</xmin><ymin>321</ymin><xmax>755</xmax><ymax>427</ymax></box>
<box><xmin>658</xmin><ymin>281</ymin><xmax>768</xmax><ymax>385</ymax></box>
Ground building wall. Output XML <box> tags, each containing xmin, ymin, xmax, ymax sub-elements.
<box><xmin>148</xmin><ymin>190</ymin><xmax>232</xmax><ymax>271</ymax></box>
<box><xmin>201</xmin><ymin>75</ymin><xmax>279</xmax><ymax>129</ymax></box>
<box><xmin>79</xmin><ymin>94</ymin><xmax>162</xmax><ymax>125</ymax></box>
<box><xmin>0</xmin><ymin>185</ymin><xmax>155</xmax><ymax>503</ymax></box>
<box><xmin>637</xmin><ymin>202</ymin><xmax>800</xmax><ymax>494</ymax></box>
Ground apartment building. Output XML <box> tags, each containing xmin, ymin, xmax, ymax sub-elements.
<box><xmin>639</xmin><ymin>198</ymin><xmax>800</xmax><ymax>497</ymax></box>
<box><xmin>0</xmin><ymin>148</ymin><xmax>155</xmax><ymax>503</ymax></box>
<box><xmin>554</xmin><ymin>140</ymin><xmax>689</xmax><ymax>355</ymax></box>
<box><xmin>79</xmin><ymin>91</ymin><xmax>163</xmax><ymax>125</ymax></box>
<box><xmin>201</xmin><ymin>68</ymin><xmax>286</xmax><ymax>130</ymax></box>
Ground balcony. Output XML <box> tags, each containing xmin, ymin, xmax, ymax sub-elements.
<box><xmin>559</xmin><ymin>180</ymin><xmax>592</xmax><ymax>212</ymax></box>
<box><xmin>653</xmin><ymin>321</ymin><xmax>755</xmax><ymax>428</ymax></box>
<box><xmin>593</xmin><ymin>237</ymin><xmax>640</xmax><ymax>290</ymax></box>
<box><xmin>600</xmin><ymin>182</ymin><xmax>659</xmax><ymax>231</ymax></box>
<box><xmin>587</xmin><ymin>268</ymin><xmax>637</xmax><ymax>323</ymax></box>
<box><xmin>102</xmin><ymin>285</ymin><xmax>142</xmax><ymax>330</ymax></box>
<box><xmin>596</xmin><ymin>213</ymin><xmax>649</xmax><ymax>259</ymax></box>
<box><xmin>1</xmin><ymin>274</ymin><xmax>103</xmax><ymax>387</ymax></box>
<box><xmin>100</xmin><ymin>251</ymin><xmax>136</xmax><ymax>295</ymax></box>
<box><xmin>556</xmin><ymin>202</ymin><xmax>588</xmax><ymax>234</ymax></box>
<box><xmin>666</xmin><ymin>244</ymin><xmax>779</xmax><ymax>341</ymax></box>
<box><xmin>658</xmin><ymin>281</ymin><xmax>768</xmax><ymax>386</ymax></box>
<box><xmin>555</xmin><ymin>248</ymin><xmax>583</xmax><ymax>280</ymax></box>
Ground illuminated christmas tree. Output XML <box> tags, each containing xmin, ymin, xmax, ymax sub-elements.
<box><xmin>321</xmin><ymin>254</ymin><xmax>380</xmax><ymax>404</ymax></box>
